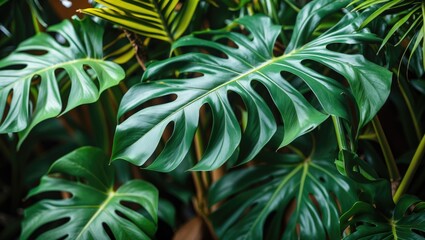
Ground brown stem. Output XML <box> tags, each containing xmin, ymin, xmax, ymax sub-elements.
<box><xmin>123</xmin><ymin>29</ymin><xmax>148</xmax><ymax>70</ymax></box>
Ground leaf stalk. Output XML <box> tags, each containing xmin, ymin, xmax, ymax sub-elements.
<box><xmin>393</xmin><ymin>134</ymin><xmax>425</xmax><ymax>203</ymax></box>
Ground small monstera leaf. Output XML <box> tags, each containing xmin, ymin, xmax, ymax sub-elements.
<box><xmin>112</xmin><ymin>0</ymin><xmax>392</xmax><ymax>172</ymax></box>
<box><xmin>208</xmin><ymin>127</ymin><xmax>359</xmax><ymax>239</ymax></box>
<box><xmin>341</xmin><ymin>195</ymin><xmax>425</xmax><ymax>239</ymax></box>
<box><xmin>21</xmin><ymin>147</ymin><xmax>158</xmax><ymax>240</ymax></box>
<box><xmin>0</xmin><ymin>17</ymin><xmax>125</xmax><ymax>143</ymax></box>
<box><xmin>80</xmin><ymin>0</ymin><xmax>199</xmax><ymax>43</ymax></box>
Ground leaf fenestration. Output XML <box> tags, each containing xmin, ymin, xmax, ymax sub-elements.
<box><xmin>21</xmin><ymin>146</ymin><xmax>158</xmax><ymax>240</ymax></box>
<box><xmin>112</xmin><ymin>1</ymin><xmax>392</xmax><ymax>172</ymax></box>
<box><xmin>0</xmin><ymin>17</ymin><xmax>125</xmax><ymax>144</ymax></box>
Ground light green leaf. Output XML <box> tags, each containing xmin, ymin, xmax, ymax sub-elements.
<box><xmin>112</xmin><ymin>0</ymin><xmax>391</xmax><ymax>172</ymax></box>
<box><xmin>21</xmin><ymin>146</ymin><xmax>158</xmax><ymax>240</ymax></box>
<box><xmin>0</xmin><ymin>17</ymin><xmax>125</xmax><ymax>144</ymax></box>
<box><xmin>80</xmin><ymin>0</ymin><xmax>199</xmax><ymax>43</ymax></box>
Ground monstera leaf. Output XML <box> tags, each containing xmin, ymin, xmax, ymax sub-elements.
<box><xmin>112</xmin><ymin>0</ymin><xmax>392</xmax><ymax>171</ymax></box>
<box><xmin>80</xmin><ymin>0</ymin><xmax>199</xmax><ymax>43</ymax></box>
<box><xmin>341</xmin><ymin>195</ymin><xmax>425</xmax><ymax>239</ymax></box>
<box><xmin>0</xmin><ymin>17</ymin><xmax>125</xmax><ymax>143</ymax></box>
<box><xmin>208</xmin><ymin>126</ymin><xmax>359</xmax><ymax>239</ymax></box>
<box><xmin>21</xmin><ymin>146</ymin><xmax>158</xmax><ymax>240</ymax></box>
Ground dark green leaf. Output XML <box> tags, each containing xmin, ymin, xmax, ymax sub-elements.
<box><xmin>341</xmin><ymin>195</ymin><xmax>425</xmax><ymax>239</ymax></box>
<box><xmin>21</xmin><ymin>147</ymin><xmax>158</xmax><ymax>240</ymax></box>
<box><xmin>112</xmin><ymin>0</ymin><xmax>392</xmax><ymax>172</ymax></box>
<box><xmin>209</xmin><ymin>142</ymin><xmax>358</xmax><ymax>239</ymax></box>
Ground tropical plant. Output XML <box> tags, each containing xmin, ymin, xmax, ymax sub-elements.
<box><xmin>1</xmin><ymin>0</ymin><xmax>425</xmax><ymax>239</ymax></box>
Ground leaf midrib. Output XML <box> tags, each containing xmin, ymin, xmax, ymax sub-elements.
<box><xmin>75</xmin><ymin>189</ymin><xmax>115</xmax><ymax>240</ymax></box>
<box><xmin>121</xmin><ymin>51</ymin><xmax>298</xmax><ymax>156</ymax></box>
<box><xmin>149</xmin><ymin>0</ymin><xmax>175</xmax><ymax>42</ymax></box>
<box><xmin>246</xmin><ymin>163</ymin><xmax>304</xmax><ymax>237</ymax></box>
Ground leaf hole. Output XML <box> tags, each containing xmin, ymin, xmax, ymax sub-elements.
<box><xmin>115</xmin><ymin>209</ymin><xmax>131</xmax><ymax>222</ymax></box>
<box><xmin>214</xmin><ymin>36</ymin><xmax>239</xmax><ymax>49</ymax></box>
<box><xmin>250</xmin><ymin>80</ymin><xmax>283</xmax><ymax>125</ymax></box>
<box><xmin>412</xmin><ymin>228</ymin><xmax>425</xmax><ymax>237</ymax></box>
<box><xmin>27</xmin><ymin>217</ymin><xmax>70</xmax><ymax>240</ymax></box>
<box><xmin>47</xmin><ymin>32</ymin><xmax>70</xmax><ymax>47</ymax></box>
<box><xmin>17</xmin><ymin>49</ymin><xmax>48</xmax><ymax>56</ymax></box>
<box><xmin>29</xmin><ymin>75</ymin><xmax>41</xmax><ymax>114</ymax></box>
<box><xmin>120</xmin><ymin>200</ymin><xmax>154</xmax><ymax>222</ymax></box>
<box><xmin>83</xmin><ymin>64</ymin><xmax>100</xmax><ymax>91</ymax></box>
<box><xmin>263</xmin><ymin>210</ymin><xmax>282</xmax><ymax>239</ymax></box>
<box><xmin>190</xmin><ymin>104</ymin><xmax>211</xmax><ymax>159</ymax></box>
<box><xmin>24</xmin><ymin>190</ymin><xmax>73</xmax><ymax>209</ymax></box>
<box><xmin>102</xmin><ymin>222</ymin><xmax>116</xmax><ymax>240</ymax></box>
<box><xmin>0</xmin><ymin>89</ymin><xmax>13</xmax><ymax>125</ymax></box>
<box><xmin>282</xmin><ymin>198</ymin><xmax>297</xmax><ymax>235</ymax></box>
<box><xmin>0</xmin><ymin>64</ymin><xmax>27</xmax><ymax>71</ymax></box>
<box><xmin>119</xmin><ymin>93</ymin><xmax>177</xmax><ymax>123</ymax></box>
<box><xmin>56</xmin><ymin>68</ymin><xmax>71</xmax><ymax>113</ymax></box>
<box><xmin>309</xmin><ymin>193</ymin><xmax>323</xmax><ymax>218</ymax></box>
<box><xmin>330</xmin><ymin>192</ymin><xmax>342</xmax><ymax>213</ymax></box>
<box><xmin>301</xmin><ymin>59</ymin><xmax>349</xmax><ymax>87</ymax></box>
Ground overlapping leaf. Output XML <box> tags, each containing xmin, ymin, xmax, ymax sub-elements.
<box><xmin>21</xmin><ymin>147</ymin><xmax>158</xmax><ymax>240</ymax></box>
<box><xmin>208</xmin><ymin>127</ymin><xmax>359</xmax><ymax>239</ymax></box>
<box><xmin>341</xmin><ymin>195</ymin><xmax>425</xmax><ymax>239</ymax></box>
<box><xmin>112</xmin><ymin>0</ymin><xmax>392</xmax><ymax>171</ymax></box>
<box><xmin>0</xmin><ymin>17</ymin><xmax>125</xmax><ymax>143</ymax></box>
<box><xmin>80</xmin><ymin>0</ymin><xmax>199</xmax><ymax>43</ymax></box>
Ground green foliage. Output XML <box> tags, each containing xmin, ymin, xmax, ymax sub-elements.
<box><xmin>341</xmin><ymin>195</ymin><xmax>425</xmax><ymax>239</ymax></box>
<box><xmin>0</xmin><ymin>17</ymin><xmax>125</xmax><ymax>143</ymax></box>
<box><xmin>351</xmin><ymin>0</ymin><xmax>425</xmax><ymax>68</ymax></box>
<box><xmin>0</xmin><ymin>0</ymin><xmax>424</xmax><ymax>239</ymax></box>
<box><xmin>209</xmin><ymin>125</ymin><xmax>359</xmax><ymax>239</ymax></box>
<box><xmin>21</xmin><ymin>146</ymin><xmax>158</xmax><ymax>240</ymax></box>
<box><xmin>80</xmin><ymin>0</ymin><xmax>199</xmax><ymax>43</ymax></box>
<box><xmin>112</xmin><ymin>7</ymin><xmax>391</xmax><ymax>171</ymax></box>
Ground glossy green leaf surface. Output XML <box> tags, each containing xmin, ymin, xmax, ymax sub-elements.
<box><xmin>0</xmin><ymin>17</ymin><xmax>125</xmax><ymax>142</ymax></box>
<box><xmin>21</xmin><ymin>146</ymin><xmax>158</xmax><ymax>240</ymax></box>
<box><xmin>341</xmin><ymin>195</ymin><xmax>425</xmax><ymax>239</ymax></box>
<box><xmin>112</xmin><ymin>0</ymin><xmax>392</xmax><ymax>172</ymax></box>
<box><xmin>208</xmin><ymin>130</ymin><xmax>359</xmax><ymax>240</ymax></box>
<box><xmin>81</xmin><ymin>0</ymin><xmax>199</xmax><ymax>43</ymax></box>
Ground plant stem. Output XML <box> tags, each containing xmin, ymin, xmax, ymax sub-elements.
<box><xmin>123</xmin><ymin>29</ymin><xmax>147</xmax><ymax>70</ymax></box>
<box><xmin>393</xmin><ymin>134</ymin><xmax>425</xmax><ymax>203</ymax></box>
<box><xmin>398</xmin><ymin>79</ymin><xmax>422</xmax><ymax>141</ymax></box>
<box><xmin>371</xmin><ymin>116</ymin><xmax>400</xmax><ymax>182</ymax></box>
<box><xmin>30</xmin><ymin>7</ymin><xmax>41</xmax><ymax>34</ymax></box>
<box><xmin>332</xmin><ymin>116</ymin><xmax>348</xmax><ymax>151</ymax></box>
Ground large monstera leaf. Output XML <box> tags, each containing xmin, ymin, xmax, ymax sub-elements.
<box><xmin>21</xmin><ymin>146</ymin><xmax>158</xmax><ymax>240</ymax></box>
<box><xmin>0</xmin><ymin>17</ymin><xmax>125</xmax><ymax>142</ymax></box>
<box><xmin>112</xmin><ymin>0</ymin><xmax>392</xmax><ymax>171</ymax></box>
<box><xmin>341</xmin><ymin>195</ymin><xmax>425</xmax><ymax>239</ymax></box>
<box><xmin>208</xmin><ymin>127</ymin><xmax>359</xmax><ymax>240</ymax></box>
<box><xmin>80</xmin><ymin>0</ymin><xmax>199</xmax><ymax>43</ymax></box>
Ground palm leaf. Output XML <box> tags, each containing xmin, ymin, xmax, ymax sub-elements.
<box><xmin>112</xmin><ymin>0</ymin><xmax>392</xmax><ymax>172</ymax></box>
<box><xmin>341</xmin><ymin>195</ymin><xmax>425</xmax><ymax>239</ymax></box>
<box><xmin>21</xmin><ymin>146</ymin><xmax>158</xmax><ymax>240</ymax></box>
<box><xmin>209</xmin><ymin>126</ymin><xmax>359</xmax><ymax>239</ymax></box>
<box><xmin>0</xmin><ymin>17</ymin><xmax>125</xmax><ymax>144</ymax></box>
<box><xmin>80</xmin><ymin>0</ymin><xmax>199</xmax><ymax>43</ymax></box>
<box><xmin>351</xmin><ymin>0</ymin><xmax>425</xmax><ymax>68</ymax></box>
